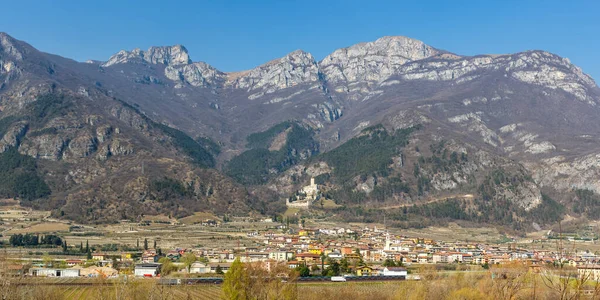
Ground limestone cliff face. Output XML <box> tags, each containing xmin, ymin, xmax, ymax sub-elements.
<box><xmin>532</xmin><ymin>154</ymin><xmax>600</xmax><ymax>195</ymax></box>
<box><xmin>388</xmin><ymin>51</ymin><xmax>597</xmax><ymax>104</ymax></box>
<box><xmin>226</xmin><ymin>50</ymin><xmax>321</xmax><ymax>98</ymax></box>
<box><xmin>165</xmin><ymin>62</ymin><xmax>226</xmax><ymax>88</ymax></box>
<box><xmin>102</xmin><ymin>45</ymin><xmax>191</xmax><ymax>67</ymax></box>
<box><xmin>98</xmin><ymin>36</ymin><xmax>597</xmax><ymax>107</ymax></box>
<box><xmin>320</xmin><ymin>36</ymin><xmax>439</xmax><ymax>93</ymax></box>
<box><xmin>0</xmin><ymin>33</ymin><xmax>24</xmax><ymax>93</ymax></box>
<box><xmin>0</xmin><ymin>33</ymin><xmax>24</xmax><ymax>61</ymax></box>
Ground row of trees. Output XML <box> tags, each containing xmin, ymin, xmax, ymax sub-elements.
<box><xmin>9</xmin><ymin>234</ymin><xmax>62</xmax><ymax>247</ymax></box>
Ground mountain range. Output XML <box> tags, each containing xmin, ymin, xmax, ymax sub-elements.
<box><xmin>1</xmin><ymin>32</ymin><xmax>599</xmax><ymax>230</ymax></box>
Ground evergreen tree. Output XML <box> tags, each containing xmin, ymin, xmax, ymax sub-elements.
<box><xmin>383</xmin><ymin>259</ymin><xmax>397</xmax><ymax>267</ymax></box>
<box><xmin>80</xmin><ymin>242</ymin><xmax>83</xmax><ymax>253</ymax></box>
<box><xmin>296</xmin><ymin>264</ymin><xmax>310</xmax><ymax>277</ymax></box>
<box><xmin>62</xmin><ymin>240</ymin><xmax>67</xmax><ymax>253</ymax></box>
<box><xmin>144</xmin><ymin>238</ymin><xmax>148</xmax><ymax>250</ymax></box>
<box><xmin>153</xmin><ymin>240</ymin><xmax>156</xmax><ymax>250</ymax></box>
<box><xmin>340</xmin><ymin>258</ymin><xmax>350</xmax><ymax>273</ymax></box>
<box><xmin>85</xmin><ymin>240</ymin><xmax>89</xmax><ymax>253</ymax></box>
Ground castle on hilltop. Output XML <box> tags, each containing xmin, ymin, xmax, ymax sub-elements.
<box><xmin>286</xmin><ymin>178</ymin><xmax>321</xmax><ymax>208</ymax></box>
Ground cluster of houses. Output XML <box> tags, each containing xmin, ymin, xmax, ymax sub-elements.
<box><xmin>7</xmin><ymin>224</ymin><xmax>600</xmax><ymax>280</ymax></box>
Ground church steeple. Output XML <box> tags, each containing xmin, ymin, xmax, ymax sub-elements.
<box><xmin>385</xmin><ymin>232</ymin><xmax>392</xmax><ymax>251</ymax></box>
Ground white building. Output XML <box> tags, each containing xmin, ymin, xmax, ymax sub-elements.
<box><xmin>189</xmin><ymin>262</ymin><xmax>211</xmax><ymax>274</ymax></box>
<box><xmin>448</xmin><ymin>253</ymin><xmax>464</xmax><ymax>263</ymax></box>
<box><xmin>134</xmin><ymin>263</ymin><xmax>161</xmax><ymax>277</ymax></box>
<box><xmin>30</xmin><ymin>268</ymin><xmax>80</xmax><ymax>277</ymax></box>
<box><xmin>578</xmin><ymin>265</ymin><xmax>600</xmax><ymax>281</ymax></box>
<box><xmin>269</xmin><ymin>251</ymin><xmax>294</xmax><ymax>262</ymax></box>
<box><xmin>432</xmin><ymin>253</ymin><xmax>448</xmax><ymax>264</ymax></box>
<box><xmin>381</xmin><ymin>267</ymin><xmax>407</xmax><ymax>277</ymax></box>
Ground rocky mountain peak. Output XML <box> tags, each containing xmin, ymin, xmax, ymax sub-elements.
<box><xmin>0</xmin><ymin>32</ymin><xmax>24</xmax><ymax>60</ymax></box>
<box><xmin>319</xmin><ymin>36</ymin><xmax>440</xmax><ymax>91</ymax></box>
<box><xmin>102</xmin><ymin>44</ymin><xmax>192</xmax><ymax>67</ymax></box>
<box><xmin>144</xmin><ymin>45</ymin><xmax>191</xmax><ymax>66</ymax></box>
<box><xmin>371</xmin><ymin>36</ymin><xmax>440</xmax><ymax>60</ymax></box>
<box><xmin>226</xmin><ymin>49</ymin><xmax>321</xmax><ymax>98</ymax></box>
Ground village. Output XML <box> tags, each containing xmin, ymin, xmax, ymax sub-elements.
<box><xmin>2</xmin><ymin>219</ymin><xmax>600</xmax><ymax>283</ymax></box>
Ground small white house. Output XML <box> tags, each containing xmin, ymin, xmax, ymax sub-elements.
<box><xmin>30</xmin><ymin>268</ymin><xmax>80</xmax><ymax>277</ymax></box>
<box><xmin>189</xmin><ymin>262</ymin><xmax>211</xmax><ymax>274</ymax></box>
<box><xmin>381</xmin><ymin>267</ymin><xmax>407</xmax><ymax>277</ymax></box>
<box><xmin>134</xmin><ymin>263</ymin><xmax>162</xmax><ymax>277</ymax></box>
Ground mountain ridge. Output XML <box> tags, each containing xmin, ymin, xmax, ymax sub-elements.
<box><xmin>1</xmin><ymin>31</ymin><xmax>600</xmax><ymax>229</ymax></box>
<box><xmin>94</xmin><ymin>35</ymin><xmax>597</xmax><ymax>89</ymax></box>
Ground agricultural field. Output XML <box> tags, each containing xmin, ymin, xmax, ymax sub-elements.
<box><xmin>3</xmin><ymin>284</ymin><xmax>224</xmax><ymax>300</ymax></box>
<box><xmin>178</xmin><ymin>212</ymin><xmax>220</xmax><ymax>225</ymax></box>
<box><xmin>55</xmin><ymin>284</ymin><xmax>224</xmax><ymax>300</ymax></box>
<box><xmin>0</xmin><ymin>268</ymin><xmax>591</xmax><ymax>300</ymax></box>
<box><xmin>300</xmin><ymin>282</ymin><xmax>403</xmax><ymax>300</ymax></box>
<box><xmin>3</xmin><ymin>281</ymin><xmax>405</xmax><ymax>300</ymax></box>
<box><xmin>6</xmin><ymin>222</ymin><xmax>70</xmax><ymax>234</ymax></box>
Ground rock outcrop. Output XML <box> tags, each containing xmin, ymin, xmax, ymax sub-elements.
<box><xmin>0</xmin><ymin>122</ymin><xmax>28</xmax><ymax>151</ymax></box>
<box><xmin>165</xmin><ymin>62</ymin><xmax>226</xmax><ymax>88</ymax></box>
<box><xmin>102</xmin><ymin>45</ymin><xmax>191</xmax><ymax>67</ymax></box>
<box><xmin>227</xmin><ymin>50</ymin><xmax>321</xmax><ymax>98</ymax></box>
<box><xmin>319</xmin><ymin>36</ymin><xmax>440</xmax><ymax>97</ymax></box>
<box><xmin>389</xmin><ymin>51</ymin><xmax>597</xmax><ymax>104</ymax></box>
<box><xmin>98</xmin><ymin>36</ymin><xmax>597</xmax><ymax>107</ymax></box>
<box><xmin>0</xmin><ymin>33</ymin><xmax>24</xmax><ymax>60</ymax></box>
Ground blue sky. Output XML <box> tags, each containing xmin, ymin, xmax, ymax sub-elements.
<box><xmin>1</xmin><ymin>0</ymin><xmax>599</xmax><ymax>81</ymax></box>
